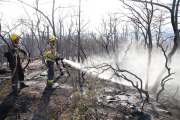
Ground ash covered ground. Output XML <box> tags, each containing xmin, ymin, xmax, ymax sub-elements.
<box><xmin>0</xmin><ymin>60</ymin><xmax>180</xmax><ymax>120</ymax></box>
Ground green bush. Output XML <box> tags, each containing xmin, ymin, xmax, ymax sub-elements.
<box><xmin>60</xmin><ymin>75</ymin><xmax>102</xmax><ymax>120</ymax></box>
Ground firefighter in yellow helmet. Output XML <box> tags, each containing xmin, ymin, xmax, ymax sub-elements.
<box><xmin>4</xmin><ymin>34</ymin><xmax>28</xmax><ymax>93</ymax></box>
<box><xmin>45</xmin><ymin>36</ymin><xmax>64</xmax><ymax>89</ymax></box>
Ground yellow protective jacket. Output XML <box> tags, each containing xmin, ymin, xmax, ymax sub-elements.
<box><xmin>45</xmin><ymin>45</ymin><xmax>57</xmax><ymax>62</ymax></box>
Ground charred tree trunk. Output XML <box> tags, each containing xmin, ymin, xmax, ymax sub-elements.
<box><xmin>151</xmin><ymin>0</ymin><xmax>180</xmax><ymax>93</ymax></box>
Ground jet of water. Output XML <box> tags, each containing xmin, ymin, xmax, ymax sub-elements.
<box><xmin>63</xmin><ymin>59</ymin><xmax>131</xmax><ymax>86</ymax></box>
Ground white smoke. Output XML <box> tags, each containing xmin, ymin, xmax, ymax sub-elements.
<box><xmin>64</xmin><ymin>42</ymin><xmax>180</xmax><ymax>91</ymax></box>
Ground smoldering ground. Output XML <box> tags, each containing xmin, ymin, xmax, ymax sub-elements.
<box><xmin>64</xmin><ymin>41</ymin><xmax>180</xmax><ymax>98</ymax></box>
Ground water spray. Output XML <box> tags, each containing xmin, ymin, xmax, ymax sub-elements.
<box><xmin>63</xmin><ymin>59</ymin><xmax>131</xmax><ymax>86</ymax></box>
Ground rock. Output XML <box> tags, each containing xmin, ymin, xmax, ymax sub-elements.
<box><xmin>115</xmin><ymin>89</ymin><xmax>121</xmax><ymax>94</ymax></box>
<box><xmin>165</xmin><ymin>111</ymin><xmax>173</xmax><ymax>116</ymax></box>
<box><xmin>104</xmin><ymin>87</ymin><xmax>115</xmax><ymax>94</ymax></box>
<box><xmin>121</xmin><ymin>102</ymin><xmax>127</xmax><ymax>106</ymax></box>
<box><xmin>106</xmin><ymin>96</ymin><xmax>115</xmax><ymax>100</ymax></box>
<box><xmin>120</xmin><ymin>92</ymin><xmax>125</xmax><ymax>95</ymax></box>
<box><xmin>40</xmin><ymin>74</ymin><xmax>46</xmax><ymax>76</ymax></box>
<box><xmin>125</xmin><ymin>93</ymin><xmax>131</xmax><ymax>96</ymax></box>
<box><xmin>107</xmin><ymin>99</ymin><xmax>118</xmax><ymax>103</ymax></box>
<box><xmin>125</xmin><ymin>115</ymin><xmax>130</xmax><ymax>119</ymax></box>
<box><xmin>130</xmin><ymin>104</ymin><xmax>135</xmax><ymax>109</ymax></box>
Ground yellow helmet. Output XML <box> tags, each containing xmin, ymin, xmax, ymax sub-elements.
<box><xmin>49</xmin><ymin>36</ymin><xmax>57</xmax><ymax>41</ymax></box>
<box><xmin>10</xmin><ymin>34</ymin><xmax>20</xmax><ymax>41</ymax></box>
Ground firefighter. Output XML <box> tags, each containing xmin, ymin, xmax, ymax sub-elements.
<box><xmin>4</xmin><ymin>34</ymin><xmax>29</xmax><ymax>92</ymax></box>
<box><xmin>45</xmin><ymin>36</ymin><xmax>64</xmax><ymax>89</ymax></box>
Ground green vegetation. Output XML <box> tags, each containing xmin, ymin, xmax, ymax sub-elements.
<box><xmin>60</xmin><ymin>75</ymin><xmax>103</xmax><ymax>120</ymax></box>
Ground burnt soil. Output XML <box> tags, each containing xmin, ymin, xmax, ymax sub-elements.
<box><xmin>0</xmin><ymin>62</ymin><xmax>180</xmax><ymax>120</ymax></box>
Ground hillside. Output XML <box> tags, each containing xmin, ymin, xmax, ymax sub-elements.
<box><xmin>0</xmin><ymin>61</ymin><xmax>180</xmax><ymax>120</ymax></box>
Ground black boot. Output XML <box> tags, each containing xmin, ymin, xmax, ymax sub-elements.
<box><xmin>46</xmin><ymin>83</ymin><xmax>56</xmax><ymax>90</ymax></box>
<box><xmin>20</xmin><ymin>83</ymin><xmax>29</xmax><ymax>89</ymax></box>
<box><xmin>12</xmin><ymin>86</ymin><xmax>20</xmax><ymax>95</ymax></box>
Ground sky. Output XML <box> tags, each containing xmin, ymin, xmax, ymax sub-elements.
<box><xmin>0</xmin><ymin>0</ymin><xmax>173</xmax><ymax>33</ymax></box>
<box><xmin>0</xmin><ymin>0</ymin><xmax>123</xmax><ymax>32</ymax></box>
<box><xmin>0</xmin><ymin>0</ymin><xmax>122</xmax><ymax>17</ymax></box>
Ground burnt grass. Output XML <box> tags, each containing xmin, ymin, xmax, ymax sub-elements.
<box><xmin>0</xmin><ymin>64</ymin><xmax>180</xmax><ymax>120</ymax></box>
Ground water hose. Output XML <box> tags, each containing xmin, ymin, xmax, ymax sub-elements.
<box><xmin>19</xmin><ymin>49</ymin><xmax>70</xmax><ymax>78</ymax></box>
<box><xmin>0</xmin><ymin>54</ymin><xmax>17</xmax><ymax>97</ymax></box>
<box><xmin>0</xmin><ymin>49</ymin><xmax>46</xmax><ymax>97</ymax></box>
<box><xmin>19</xmin><ymin>49</ymin><xmax>47</xmax><ymax>60</ymax></box>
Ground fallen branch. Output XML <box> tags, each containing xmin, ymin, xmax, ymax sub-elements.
<box><xmin>87</xmin><ymin>63</ymin><xmax>149</xmax><ymax>103</ymax></box>
<box><xmin>27</xmin><ymin>68</ymin><xmax>48</xmax><ymax>80</ymax></box>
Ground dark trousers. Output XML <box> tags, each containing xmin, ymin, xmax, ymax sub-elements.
<box><xmin>9</xmin><ymin>57</ymin><xmax>24</xmax><ymax>88</ymax></box>
<box><xmin>47</xmin><ymin>61</ymin><xmax>54</xmax><ymax>81</ymax></box>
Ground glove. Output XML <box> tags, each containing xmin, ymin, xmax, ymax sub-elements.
<box><xmin>56</xmin><ymin>56</ymin><xmax>60</xmax><ymax>61</ymax></box>
<box><xmin>4</xmin><ymin>51</ymin><xmax>10</xmax><ymax>58</ymax></box>
<box><xmin>11</xmin><ymin>48</ymin><xmax>16</xmax><ymax>53</ymax></box>
<box><xmin>60</xmin><ymin>58</ymin><xmax>64</xmax><ymax>61</ymax></box>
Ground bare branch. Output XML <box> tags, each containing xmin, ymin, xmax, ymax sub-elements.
<box><xmin>131</xmin><ymin>0</ymin><xmax>172</xmax><ymax>12</ymax></box>
<box><xmin>87</xmin><ymin>62</ymin><xmax>149</xmax><ymax>102</ymax></box>
<box><xmin>156</xmin><ymin>45</ymin><xmax>175</xmax><ymax>102</ymax></box>
<box><xmin>17</xmin><ymin>0</ymin><xmax>54</xmax><ymax>32</ymax></box>
<box><xmin>172</xmin><ymin>86</ymin><xmax>179</xmax><ymax>99</ymax></box>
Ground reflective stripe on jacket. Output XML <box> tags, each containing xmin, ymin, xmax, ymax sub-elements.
<box><xmin>45</xmin><ymin>45</ymin><xmax>57</xmax><ymax>62</ymax></box>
